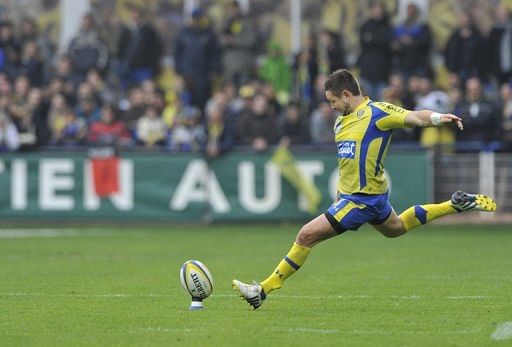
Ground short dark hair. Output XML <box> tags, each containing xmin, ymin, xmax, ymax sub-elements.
<box><xmin>324</xmin><ymin>69</ymin><xmax>361</xmax><ymax>96</ymax></box>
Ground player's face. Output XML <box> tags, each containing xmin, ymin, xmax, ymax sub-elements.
<box><xmin>325</xmin><ymin>90</ymin><xmax>350</xmax><ymax>116</ymax></box>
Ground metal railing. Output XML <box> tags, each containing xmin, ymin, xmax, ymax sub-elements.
<box><xmin>434</xmin><ymin>152</ymin><xmax>512</xmax><ymax>212</ymax></box>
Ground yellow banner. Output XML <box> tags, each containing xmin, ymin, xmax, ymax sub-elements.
<box><xmin>271</xmin><ymin>146</ymin><xmax>322</xmax><ymax>214</ymax></box>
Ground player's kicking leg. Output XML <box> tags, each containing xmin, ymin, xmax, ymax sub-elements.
<box><xmin>373</xmin><ymin>191</ymin><xmax>496</xmax><ymax>237</ymax></box>
<box><xmin>232</xmin><ymin>214</ymin><xmax>337</xmax><ymax>309</ymax></box>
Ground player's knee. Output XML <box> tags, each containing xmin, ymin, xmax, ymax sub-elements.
<box><xmin>381</xmin><ymin>220</ymin><xmax>406</xmax><ymax>238</ymax></box>
<box><xmin>295</xmin><ymin>224</ymin><xmax>318</xmax><ymax>247</ymax></box>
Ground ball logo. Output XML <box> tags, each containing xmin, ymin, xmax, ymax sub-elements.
<box><xmin>190</xmin><ymin>272</ymin><xmax>208</xmax><ymax>299</ymax></box>
<box><xmin>337</xmin><ymin>141</ymin><xmax>356</xmax><ymax>159</ymax></box>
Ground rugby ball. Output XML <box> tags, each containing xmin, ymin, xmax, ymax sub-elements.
<box><xmin>179</xmin><ymin>260</ymin><xmax>213</xmax><ymax>300</ymax></box>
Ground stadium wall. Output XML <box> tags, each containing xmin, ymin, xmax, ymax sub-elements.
<box><xmin>0</xmin><ymin>150</ymin><xmax>429</xmax><ymax>222</ymax></box>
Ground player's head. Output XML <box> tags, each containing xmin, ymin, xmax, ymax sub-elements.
<box><xmin>324</xmin><ymin>69</ymin><xmax>362</xmax><ymax>116</ymax></box>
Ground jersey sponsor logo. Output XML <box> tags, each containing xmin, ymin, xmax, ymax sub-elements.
<box><xmin>337</xmin><ymin>141</ymin><xmax>356</xmax><ymax>159</ymax></box>
<box><xmin>378</xmin><ymin>103</ymin><xmax>405</xmax><ymax>114</ymax></box>
<box><xmin>357</xmin><ymin>109</ymin><xmax>365</xmax><ymax>119</ymax></box>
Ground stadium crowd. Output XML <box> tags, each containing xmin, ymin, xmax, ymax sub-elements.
<box><xmin>0</xmin><ymin>1</ymin><xmax>512</xmax><ymax>154</ymax></box>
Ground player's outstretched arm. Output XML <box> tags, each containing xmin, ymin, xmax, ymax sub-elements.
<box><xmin>404</xmin><ymin>110</ymin><xmax>464</xmax><ymax>130</ymax></box>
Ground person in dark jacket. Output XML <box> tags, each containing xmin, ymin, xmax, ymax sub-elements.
<box><xmin>358</xmin><ymin>0</ymin><xmax>393</xmax><ymax>100</ymax></box>
<box><xmin>205</xmin><ymin>102</ymin><xmax>235</xmax><ymax>157</ymax></box>
<box><xmin>279</xmin><ymin>101</ymin><xmax>308</xmax><ymax>145</ymax></box>
<box><xmin>175</xmin><ymin>8</ymin><xmax>220</xmax><ymax>111</ymax></box>
<box><xmin>391</xmin><ymin>3</ymin><xmax>432</xmax><ymax>79</ymax></box>
<box><xmin>488</xmin><ymin>5</ymin><xmax>512</xmax><ymax>84</ymax></box>
<box><xmin>20</xmin><ymin>40</ymin><xmax>44</xmax><ymax>87</ymax></box>
<box><xmin>67</xmin><ymin>13</ymin><xmax>109</xmax><ymax>80</ymax></box>
<box><xmin>117</xmin><ymin>4</ymin><xmax>162</xmax><ymax>85</ymax></box>
<box><xmin>239</xmin><ymin>94</ymin><xmax>278</xmax><ymax>152</ymax></box>
<box><xmin>457</xmin><ymin>77</ymin><xmax>500</xmax><ymax>145</ymax></box>
<box><xmin>320</xmin><ymin>30</ymin><xmax>346</xmax><ymax>73</ymax></box>
<box><xmin>444</xmin><ymin>11</ymin><xmax>487</xmax><ymax>83</ymax></box>
<box><xmin>220</xmin><ymin>0</ymin><xmax>257</xmax><ymax>88</ymax></box>
<box><xmin>293</xmin><ymin>34</ymin><xmax>318</xmax><ymax>108</ymax></box>
<box><xmin>0</xmin><ymin>20</ymin><xmax>21</xmax><ymax>80</ymax></box>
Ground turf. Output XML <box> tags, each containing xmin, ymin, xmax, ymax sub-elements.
<box><xmin>1</xmin><ymin>224</ymin><xmax>511</xmax><ymax>346</ymax></box>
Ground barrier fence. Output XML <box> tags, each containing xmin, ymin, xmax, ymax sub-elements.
<box><xmin>0</xmin><ymin>150</ymin><xmax>430</xmax><ymax>222</ymax></box>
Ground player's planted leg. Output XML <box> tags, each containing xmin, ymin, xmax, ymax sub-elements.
<box><xmin>232</xmin><ymin>215</ymin><xmax>336</xmax><ymax>309</ymax></box>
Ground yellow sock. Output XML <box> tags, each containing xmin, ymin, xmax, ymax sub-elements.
<box><xmin>260</xmin><ymin>242</ymin><xmax>311</xmax><ymax>295</ymax></box>
<box><xmin>399</xmin><ymin>201</ymin><xmax>456</xmax><ymax>232</ymax></box>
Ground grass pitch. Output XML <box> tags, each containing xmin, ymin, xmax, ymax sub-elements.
<box><xmin>1</xmin><ymin>224</ymin><xmax>511</xmax><ymax>346</ymax></box>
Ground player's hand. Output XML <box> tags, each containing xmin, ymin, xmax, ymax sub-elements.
<box><xmin>442</xmin><ymin>114</ymin><xmax>464</xmax><ymax>130</ymax></box>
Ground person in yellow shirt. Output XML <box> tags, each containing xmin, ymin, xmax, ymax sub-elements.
<box><xmin>232</xmin><ymin>69</ymin><xmax>497</xmax><ymax>309</ymax></box>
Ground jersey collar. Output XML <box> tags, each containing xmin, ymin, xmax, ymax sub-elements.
<box><xmin>351</xmin><ymin>97</ymin><xmax>371</xmax><ymax>116</ymax></box>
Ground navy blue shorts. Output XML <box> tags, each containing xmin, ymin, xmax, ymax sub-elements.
<box><xmin>325</xmin><ymin>192</ymin><xmax>393</xmax><ymax>234</ymax></box>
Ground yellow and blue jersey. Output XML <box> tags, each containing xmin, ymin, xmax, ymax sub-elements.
<box><xmin>334</xmin><ymin>97</ymin><xmax>410</xmax><ymax>195</ymax></box>
<box><xmin>325</xmin><ymin>97</ymin><xmax>411</xmax><ymax>233</ymax></box>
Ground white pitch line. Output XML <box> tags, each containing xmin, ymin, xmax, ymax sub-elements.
<box><xmin>143</xmin><ymin>327</ymin><xmax>193</xmax><ymax>333</ymax></box>
<box><xmin>0</xmin><ymin>229</ymin><xmax>111</xmax><ymax>238</ymax></box>
<box><xmin>0</xmin><ymin>292</ymin><xmax>494</xmax><ymax>300</ymax></box>
<box><xmin>283</xmin><ymin>327</ymin><xmax>340</xmax><ymax>334</ymax></box>
<box><xmin>272</xmin><ymin>328</ymin><xmax>479</xmax><ymax>336</ymax></box>
<box><xmin>0</xmin><ymin>293</ymin><xmax>169</xmax><ymax>298</ymax></box>
<box><xmin>491</xmin><ymin>322</ymin><xmax>512</xmax><ymax>341</ymax></box>
<box><xmin>215</xmin><ymin>293</ymin><xmax>490</xmax><ymax>300</ymax></box>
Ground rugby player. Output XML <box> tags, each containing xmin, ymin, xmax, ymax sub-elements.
<box><xmin>233</xmin><ymin>69</ymin><xmax>496</xmax><ymax>309</ymax></box>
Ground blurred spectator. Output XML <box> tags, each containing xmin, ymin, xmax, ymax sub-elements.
<box><xmin>500</xmin><ymin>82</ymin><xmax>512</xmax><ymax>150</ymax></box>
<box><xmin>415</xmin><ymin>76</ymin><xmax>453</xmax><ymax>148</ymax></box>
<box><xmin>136</xmin><ymin>106</ymin><xmax>166</xmax><ymax>147</ymax></box>
<box><xmin>0</xmin><ymin>72</ymin><xmax>11</xmax><ymax>95</ymax></box>
<box><xmin>259</xmin><ymin>41</ymin><xmax>291</xmax><ymax>104</ymax></box>
<box><xmin>0</xmin><ymin>20</ymin><xmax>21</xmax><ymax>80</ymax></box>
<box><xmin>117</xmin><ymin>4</ymin><xmax>162</xmax><ymax>85</ymax></box>
<box><xmin>175</xmin><ymin>8</ymin><xmax>220</xmax><ymax>110</ymax></box>
<box><xmin>20</xmin><ymin>41</ymin><xmax>44</xmax><ymax>87</ymax></box>
<box><xmin>401</xmin><ymin>74</ymin><xmax>421</xmax><ymax>110</ymax></box>
<box><xmin>392</xmin><ymin>3</ymin><xmax>432</xmax><ymax>79</ymax></box>
<box><xmin>358</xmin><ymin>0</ymin><xmax>393</xmax><ymax>100</ymax></box>
<box><xmin>320</xmin><ymin>30</ymin><xmax>346</xmax><ymax>74</ymax></box>
<box><xmin>444</xmin><ymin>11</ymin><xmax>487</xmax><ymax>83</ymax></box>
<box><xmin>312</xmin><ymin>74</ymin><xmax>329</xmax><ymax>109</ymax></box>
<box><xmin>221</xmin><ymin>0</ymin><xmax>257</xmax><ymax>88</ymax></box>
<box><xmin>120</xmin><ymin>86</ymin><xmax>146</xmax><ymax>132</ymax></box>
<box><xmin>279</xmin><ymin>101</ymin><xmax>308</xmax><ymax>145</ymax></box>
<box><xmin>381</xmin><ymin>73</ymin><xmax>405</xmax><ymax>106</ymax></box>
<box><xmin>85</xmin><ymin>69</ymin><xmax>117</xmax><ymax>105</ymax></box>
<box><xmin>161</xmin><ymin>75</ymin><xmax>192</xmax><ymax>129</ymax></box>
<box><xmin>232</xmin><ymin>83</ymin><xmax>255</xmax><ymax>116</ymax></box>
<box><xmin>88</xmin><ymin>104</ymin><xmax>131</xmax><ymax>146</ymax></box>
<box><xmin>8</xmin><ymin>75</ymin><xmax>36</xmax><ymax>146</ymax></box>
<box><xmin>67</xmin><ymin>13</ymin><xmax>109</xmax><ymax>79</ymax></box>
<box><xmin>48</xmin><ymin>93</ymin><xmax>71</xmax><ymax>142</ymax></box>
<box><xmin>52</xmin><ymin>55</ymin><xmax>79</xmax><ymax>93</ymax></box>
<box><xmin>19</xmin><ymin>16</ymin><xmax>38</xmax><ymax>46</ymax></box>
<box><xmin>489</xmin><ymin>5</ymin><xmax>512</xmax><ymax>84</ymax></box>
<box><xmin>381</xmin><ymin>74</ymin><xmax>414</xmax><ymax>143</ymax></box>
<box><xmin>239</xmin><ymin>94</ymin><xmax>278</xmax><ymax>152</ymax></box>
<box><xmin>19</xmin><ymin>16</ymin><xmax>55</xmax><ymax>83</ymax></box>
<box><xmin>205</xmin><ymin>102</ymin><xmax>235</xmax><ymax>157</ymax></box>
<box><xmin>52</xmin><ymin>109</ymin><xmax>86</xmax><ymax>145</ymax></box>
<box><xmin>293</xmin><ymin>34</ymin><xmax>318</xmax><ymax>107</ymax></box>
<box><xmin>0</xmin><ymin>113</ymin><xmax>20</xmax><ymax>151</ymax></box>
<box><xmin>170</xmin><ymin>106</ymin><xmax>206</xmax><ymax>152</ymax></box>
<box><xmin>28</xmin><ymin>88</ymin><xmax>50</xmax><ymax>145</ymax></box>
<box><xmin>75</xmin><ymin>93</ymin><xmax>101</xmax><ymax>125</ymax></box>
<box><xmin>261</xmin><ymin>83</ymin><xmax>282</xmax><ymax>115</ymax></box>
<box><xmin>457</xmin><ymin>78</ymin><xmax>500</xmax><ymax>145</ymax></box>
<box><xmin>310</xmin><ymin>101</ymin><xmax>336</xmax><ymax>145</ymax></box>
